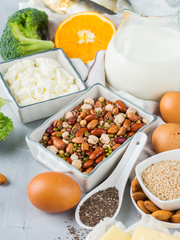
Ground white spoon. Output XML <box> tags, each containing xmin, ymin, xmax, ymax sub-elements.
<box><xmin>75</xmin><ymin>132</ymin><xmax>147</xmax><ymax>230</ymax></box>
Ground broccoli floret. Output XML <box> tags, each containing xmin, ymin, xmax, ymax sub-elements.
<box><xmin>0</xmin><ymin>113</ymin><xmax>14</xmax><ymax>141</ymax></box>
<box><xmin>0</xmin><ymin>8</ymin><xmax>54</xmax><ymax>61</ymax></box>
<box><xmin>0</xmin><ymin>98</ymin><xmax>13</xmax><ymax>141</ymax></box>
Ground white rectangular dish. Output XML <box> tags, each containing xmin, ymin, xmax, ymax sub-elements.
<box><xmin>26</xmin><ymin>83</ymin><xmax>158</xmax><ymax>192</ymax></box>
<box><xmin>0</xmin><ymin>48</ymin><xmax>87</xmax><ymax>123</ymax></box>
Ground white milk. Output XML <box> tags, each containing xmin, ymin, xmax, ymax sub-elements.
<box><xmin>105</xmin><ymin>24</ymin><xmax>180</xmax><ymax>101</ymax></box>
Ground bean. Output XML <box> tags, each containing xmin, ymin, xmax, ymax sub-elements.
<box><xmin>56</xmin><ymin>133</ymin><xmax>62</xmax><ymax>138</ymax></box>
<box><xmin>115</xmin><ymin>137</ymin><xmax>127</xmax><ymax>144</ymax></box>
<box><xmin>85</xmin><ymin>132</ymin><xmax>90</xmax><ymax>137</ymax></box>
<box><xmin>81</xmin><ymin>151</ymin><xmax>85</xmax><ymax>156</ymax></box>
<box><xmin>46</xmin><ymin>126</ymin><xmax>54</xmax><ymax>135</ymax></box>
<box><xmin>109</xmin><ymin>134</ymin><xmax>114</xmax><ymax>138</ymax></box>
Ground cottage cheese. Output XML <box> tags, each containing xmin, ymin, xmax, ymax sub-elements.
<box><xmin>3</xmin><ymin>58</ymin><xmax>79</xmax><ymax>106</ymax></box>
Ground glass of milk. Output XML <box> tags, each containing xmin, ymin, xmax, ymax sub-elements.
<box><xmin>105</xmin><ymin>2</ymin><xmax>180</xmax><ymax>101</ymax></box>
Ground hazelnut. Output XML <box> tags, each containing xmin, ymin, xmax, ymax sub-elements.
<box><xmin>80</xmin><ymin>120</ymin><xmax>87</xmax><ymax>126</ymax></box>
<box><xmin>59</xmin><ymin>150</ymin><xmax>65</xmax><ymax>155</ymax></box>
<box><xmin>99</xmin><ymin>97</ymin><xmax>104</xmax><ymax>102</ymax></box>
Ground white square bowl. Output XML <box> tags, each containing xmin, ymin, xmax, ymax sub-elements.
<box><xmin>136</xmin><ymin>149</ymin><xmax>180</xmax><ymax>211</ymax></box>
<box><xmin>0</xmin><ymin>48</ymin><xmax>87</xmax><ymax>123</ymax></box>
<box><xmin>26</xmin><ymin>83</ymin><xmax>157</xmax><ymax>192</ymax></box>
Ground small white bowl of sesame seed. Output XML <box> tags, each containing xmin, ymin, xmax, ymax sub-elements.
<box><xmin>136</xmin><ymin>149</ymin><xmax>180</xmax><ymax>212</ymax></box>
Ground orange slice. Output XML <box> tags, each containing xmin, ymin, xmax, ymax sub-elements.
<box><xmin>54</xmin><ymin>11</ymin><xmax>116</xmax><ymax>63</ymax></box>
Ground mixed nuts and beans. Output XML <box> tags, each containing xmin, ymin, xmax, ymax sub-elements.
<box><xmin>39</xmin><ymin>97</ymin><xmax>148</xmax><ymax>174</ymax></box>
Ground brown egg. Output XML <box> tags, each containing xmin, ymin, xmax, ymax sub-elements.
<box><xmin>27</xmin><ymin>172</ymin><xmax>81</xmax><ymax>213</ymax></box>
<box><xmin>160</xmin><ymin>91</ymin><xmax>180</xmax><ymax>124</ymax></box>
<box><xmin>152</xmin><ymin>123</ymin><xmax>180</xmax><ymax>153</ymax></box>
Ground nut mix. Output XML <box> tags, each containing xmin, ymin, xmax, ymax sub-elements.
<box><xmin>131</xmin><ymin>177</ymin><xmax>180</xmax><ymax>223</ymax></box>
<box><xmin>40</xmin><ymin>97</ymin><xmax>148</xmax><ymax>174</ymax></box>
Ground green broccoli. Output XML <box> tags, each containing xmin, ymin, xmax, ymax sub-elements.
<box><xmin>0</xmin><ymin>8</ymin><xmax>55</xmax><ymax>61</ymax></box>
<box><xmin>0</xmin><ymin>97</ymin><xmax>13</xmax><ymax>141</ymax></box>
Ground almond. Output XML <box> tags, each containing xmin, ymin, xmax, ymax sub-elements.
<box><xmin>137</xmin><ymin>200</ymin><xmax>151</xmax><ymax>214</ymax></box>
<box><xmin>104</xmin><ymin>112</ymin><xmax>112</xmax><ymax>122</ymax></box>
<box><xmin>72</xmin><ymin>137</ymin><xmax>84</xmax><ymax>144</ymax></box>
<box><xmin>80</xmin><ymin>110</ymin><xmax>90</xmax><ymax>119</ymax></box>
<box><xmin>52</xmin><ymin>131</ymin><xmax>62</xmax><ymax>136</ymax></box>
<box><xmin>115</xmin><ymin>100</ymin><xmax>127</xmax><ymax>112</ymax></box>
<box><xmin>76</xmin><ymin>127</ymin><xmax>89</xmax><ymax>137</ymax></box>
<box><xmin>89</xmin><ymin>149</ymin><xmax>104</xmax><ymax>160</ymax></box>
<box><xmin>53</xmin><ymin>139</ymin><xmax>66</xmax><ymax>150</ymax></box>
<box><xmin>130</xmin><ymin>123</ymin><xmax>145</xmax><ymax>132</ymax></box>
<box><xmin>0</xmin><ymin>173</ymin><xmax>7</xmax><ymax>184</ymax></box>
<box><xmin>68</xmin><ymin>115</ymin><xmax>77</xmax><ymax>125</ymax></box>
<box><xmin>71</xmin><ymin>123</ymin><xmax>81</xmax><ymax>134</ymax></box>
<box><xmin>87</xmin><ymin>119</ymin><xmax>98</xmax><ymax>130</ymax></box>
<box><xmin>131</xmin><ymin>178</ymin><xmax>140</xmax><ymax>192</ymax></box>
<box><xmin>108</xmin><ymin>125</ymin><xmax>119</xmax><ymax>134</ymax></box>
<box><xmin>117</xmin><ymin>126</ymin><xmax>126</xmax><ymax>136</ymax></box>
<box><xmin>84</xmin><ymin>114</ymin><xmax>98</xmax><ymax>122</ymax></box>
<box><xmin>112</xmin><ymin>107</ymin><xmax>119</xmax><ymax>115</ymax></box>
<box><xmin>112</xmin><ymin>144</ymin><xmax>121</xmax><ymax>151</ymax></box>
<box><xmin>127</xmin><ymin>113</ymin><xmax>138</xmax><ymax>122</ymax></box>
<box><xmin>127</xmin><ymin>131</ymin><xmax>135</xmax><ymax>137</ymax></box>
<box><xmin>65</xmin><ymin>157</ymin><xmax>72</xmax><ymax>164</ymax></box>
<box><xmin>95</xmin><ymin>153</ymin><xmax>106</xmax><ymax>164</ymax></box>
<box><xmin>66</xmin><ymin>143</ymin><xmax>74</xmax><ymax>154</ymax></box>
<box><xmin>132</xmin><ymin>192</ymin><xmax>147</xmax><ymax>201</ymax></box>
<box><xmin>123</xmin><ymin>119</ymin><xmax>131</xmax><ymax>131</ymax></box>
<box><xmin>170</xmin><ymin>214</ymin><xmax>180</xmax><ymax>223</ymax></box>
<box><xmin>53</xmin><ymin>120</ymin><xmax>62</xmax><ymax>128</ymax></box>
<box><xmin>81</xmin><ymin>142</ymin><xmax>89</xmax><ymax>151</ymax></box>
<box><xmin>144</xmin><ymin>201</ymin><xmax>160</xmax><ymax>212</ymax></box>
<box><xmin>82</xmin><ymin>159</ymin><xmax>94</xmax><ymax>169</ymax></box>
<box><xmin>85</xmin><ymin>166</ymin><xmax>94</xmax><ymax>174</ymax></box>
<box><xmin>176</xmin><ymin>210</ymin><xmax>180</xmax><ymax>214</ymax></box>
<box><xmin>152</xmin><ymin>210</ymin><xmax>173</xmax><ymax>221</ymax></box>
<box><xmin>90</xmin><ymin>128</ymin><xmax>107</xmax><ymax>136</ymax></box>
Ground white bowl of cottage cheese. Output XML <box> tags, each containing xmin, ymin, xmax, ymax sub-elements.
<box><xmin>0</xmin><ymin>48</ymin><xmax>87</xmax><ymax>123</ymax></box>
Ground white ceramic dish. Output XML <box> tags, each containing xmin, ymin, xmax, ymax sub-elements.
<box><xmin>26</xmin><ymin>83</ymin><xmax>158</xmax><ymax>192</ymax></box>
<box><xmin>136</xmin><ymin>149</ymin><xmax>180</xmax><ymax>211</ymax></box>
<box><xmin>130</xmin><ymin>178</ymin><xmax>180</xmax><ymax>228</ymax></box>
<box><xmin>0</xmin><ymin>48</ymin><xmax>87</xmax><ymax>123</ymax></box>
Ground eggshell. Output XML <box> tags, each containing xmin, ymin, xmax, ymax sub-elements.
<box><xmin>152</xmin><ymin>123</ymin><xmax>180</xmax><ymax>153</ymax></box>
<box><xmin>27</xmin><ymin>172</ymin><xmax>81</xmax><ymax>213</ymax></box>
<box><xmin>160</xmin><ymin>91</ymin><xmax>180</xmax><ymax>124</ymax></box>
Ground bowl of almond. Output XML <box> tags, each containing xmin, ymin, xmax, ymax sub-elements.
<box><xmin>130</xmin><ymin>176</ymin><xmax>180</xmax><ymax>228</ymax></box>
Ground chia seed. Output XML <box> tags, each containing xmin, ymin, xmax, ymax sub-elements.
<box><xmin>79</xmin><ymin>187</ymin><xmax>119</xmax><ymax>227</ymax></box>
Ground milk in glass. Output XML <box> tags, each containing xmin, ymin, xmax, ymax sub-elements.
<box><xmin>105</xmin><ymin>24</ymin><xmax>180</xmax><ymax>101</ymax></box>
